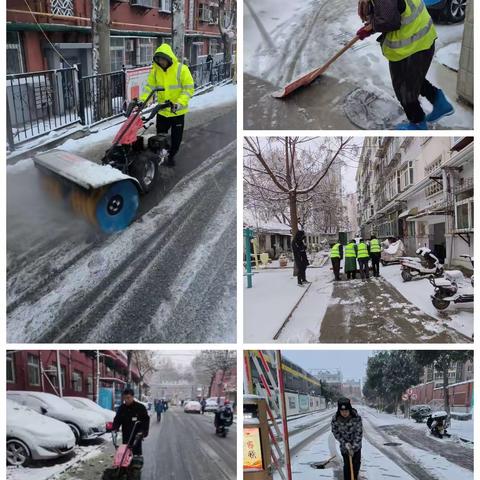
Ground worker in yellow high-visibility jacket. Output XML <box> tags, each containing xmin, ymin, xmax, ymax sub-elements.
<box><xmin>140</xmin><ymin>44</ymin><xmax>195</xmax><ymax>167</ymax></box>
<box><xmin>356</xmin><ymin>0</ymin><xmax>453</xmax><ymax>130</ymax></box>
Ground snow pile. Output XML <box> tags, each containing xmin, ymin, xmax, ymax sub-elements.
<box><xmin>436</xmin><ymin>42</ymin><xmax>461</xmax><ymax>71</ymax></box>
<box><xmin>189</xmin><ymin>83</ymin><xmax>236</xmax><ymax>111</ymax></box>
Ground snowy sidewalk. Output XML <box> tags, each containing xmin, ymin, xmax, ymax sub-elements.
<box><xmin>244</xmin><ymin>264</ymin><xmax>472</xmax><ymax>343</ymax></box>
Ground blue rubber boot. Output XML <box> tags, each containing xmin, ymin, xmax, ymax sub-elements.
<box><xmin>425</xmin><ymin>89</ymin><xmax>455</xmax><ymax>122</ymax></box>
<box><xmin>395</xmin><ymin>120</ymin><xmax>428</xmax><ymax>130</ymax></box>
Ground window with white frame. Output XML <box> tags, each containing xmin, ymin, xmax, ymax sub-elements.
<box><xmin>110</xmin><ymin>37</ymin><xmax>125</xmax><ymax>71</ymax></box>
<box><xmin>72</xmin><ymin>371</ymin><xmax>83</xmax><ymax>392</ymax></box>
<box><xmin>137</xmin><ymin>38</ymin><xmax>155</xmax><ymax>66</ymax></box>
<box><xmin>425</xmin><ymin>156</ymin><xmax>443</xmax><ymax>197</ymax></box>
<box><xmin>159</xmin><ymin>0</ymin><xmax>172</xmax><ymax>12</ymax></box>
<box><xmin>27</xmin><ymin>354</ymin><xmax>40</xmax><ymax>386</ymax></box>
<box><xmin>7</xmin><ymin>352</ymin><xmax>15</xmax><ymax>383</ymax></box>
<box><xmin>400</xmin><ymin>161</ymin><xmax>414</xmax><ymax>191</ymax></box>
<box><xmin>199</xmin><ymin>4</ymin><xmax>212</xmax><ymax>22</ymax></box>
<box><xmin>7</xmin><ymin>32</ymin><xmax>25</xmax><ymax>74</ymax></box>
<box><xmin>455</xmin><ymin>197</ymin><xmax>473</xmax><ymax>231</ymax></box>
<box><xmin>48</xmin><ymin>365</ymin><xmax>66</xmax><ymax>390</ymax></box>
<box><xmin>407</xmin><ymin>221</ymin><xmax>415</xmax><ymax>237</ymax></box>
<box><xmin>87</xmin><ymin>375</ymin><xmax>94</xmax><ymax>394</ymax></box>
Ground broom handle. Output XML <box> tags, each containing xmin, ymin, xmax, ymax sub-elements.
<box><xmin>349</xmin><ymin>454</ymin><xmax>355</xmax><ymax>480</ymax></box>
<box><xmin>307</xmin><ymin>36</ymin><xmax>360</xmax><ymax>82</ymax></box>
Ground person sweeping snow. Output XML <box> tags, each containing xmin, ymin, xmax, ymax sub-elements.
<box><xmin>356</xmin><ymin>0</ymin><xmax>454</xmax><ymax>130</ymax></box>
<box><xmin>140</xmin><ymin>44</ymin><xmax>195</xmax><ymax>166</ymax></box>
<box><xmin>331</xmin><ymin>397</ymin><xmax>363</xmax><ymax>480</ymax></box>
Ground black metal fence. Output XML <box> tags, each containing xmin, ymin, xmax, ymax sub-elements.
<box><xmin>6</xmin><ymin>68</ymin><xmax>79</xmax><ymax>148</ymax></box>
<box><xmin>7</xmin><ymin>61</ymin><xmax>233</xmax><ymax>150</ymax></box>
<box><xmin>190</xmin><ymin>61</ymin><xmax>232</xmax><ymax>89</ymax></box>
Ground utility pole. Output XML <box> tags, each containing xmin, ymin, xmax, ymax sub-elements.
<box><xmin>96</xmin><ymin>350</ymin><xmax>101</xmax><ymax>404</ymax></box>
<box><xmin>91</xmin><ymin>0</ymin><xmax>111</xmax><ymax>75</ymax></box>
<box><xmin>172</xmin><ymin>0</ymin><xmax>186</xmax><ymax>62</ymax></box>
<box><xmin>56</xmin><ymin>351</ymin><xmax>63</xmax><ymax>397</ymax></box>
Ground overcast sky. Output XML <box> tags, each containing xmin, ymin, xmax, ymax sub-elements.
<box><xmin>283</xmin><ymin>350</ymin><xmax>373</xmax><ymax>381</ymax></box>
<box><xmin>153</xmin><ymin>350</ymin><xmax>199</xmax><ymax>368</ymax></box>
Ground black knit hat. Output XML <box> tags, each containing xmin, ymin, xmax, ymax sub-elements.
<box><xmin>337</xmin><ymin>397</ymin><xmax>352</xmax><ymax>411</ymax></box>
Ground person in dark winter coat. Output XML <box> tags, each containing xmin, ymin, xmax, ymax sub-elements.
<box><xmin>200</xmin><ymin>398</ymin><xmax>207</xmax><ymax>414</ymax></box>
<box><xmin>292</xmin><ymin>230</ymin><xmax>310</xmax><ymax>286</ymax></box>
<box><xmin>154</xmin><ymin>399</ymin><xmax>164</xmax><ymax>422</ymax></box>
<box><xmin>112</xmin><ymin>389</ymin><xmax>150</xmax><ymax>456</ymax></box>
<box><xmin>356</xmin><ymin>0</ymin><xmax>452</xmax><ymax>131</ymax></box>
<box><xmin>331</xmin><ymin>397</ymin><xmax>363</xmax><ymax>480</ymax></box>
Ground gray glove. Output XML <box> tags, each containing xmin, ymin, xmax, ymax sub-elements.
<box><xmin>346</xmin><ymin>442</ymin><xmax>354</xmax><ymax>456</ymax></box>
<box><xmin>171</xmin><ymin>103</ymin><xmax>184</xmax><ymax>114</ymax></box>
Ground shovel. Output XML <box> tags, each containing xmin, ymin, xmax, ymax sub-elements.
<box><xmin>348</xmin><ymin>453</ymin><xmax>355</xmax><ymax>480</ymax></box>
<box><xmin>310</xmin><ymin>455</ymin><xmax>337</xmax><ymax>469</ymax></box>
<box><xmin>272</xmin><ymin>30</ymin><xmax>368</xmax><ymax>99</ymax></box>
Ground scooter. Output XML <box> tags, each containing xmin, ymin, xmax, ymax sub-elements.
<box><xmin>400</xmin><ymin>248</ymin><xmax>444</xmax><ymax>282</ymax></box>
<box><xmin>426</xmin><ymin>411</ymin><xmax>451</xmax><ymax>439</ymax></box>
<box><xmin>429</xmin><ymin>255</ymin><xmax>474</xmax><ymax>310</ymax></box>
<box><xmin>102</xmin><ymin>421</ymin><xmax>144</xmax><ymax>480</ymax></box>
<box><xmin>214</xmin><ymin>405</ymin><xmax>234</xmax><ymax>438</ymax></box>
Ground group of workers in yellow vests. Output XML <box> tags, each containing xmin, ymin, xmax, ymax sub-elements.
<box><xmin>330</xmin><ymin>235</ymin><xmax>382</xmax><ymax>281</ymax></box>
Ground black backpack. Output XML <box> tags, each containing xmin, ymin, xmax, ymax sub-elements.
<box><xmin>372</xmin><ymin>0</ymin><xmax>407</xmax><ymax>33</ymax></box>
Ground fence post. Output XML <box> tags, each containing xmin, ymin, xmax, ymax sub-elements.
<box><xmin>6</xmin><ymin>105</ymin><xmax>15</xmax><ymax>151</ymax></box>
<box><xmin>77</xmin><ymin>68</ymin><xmax>86</xmax><ymax>125</ymax></box>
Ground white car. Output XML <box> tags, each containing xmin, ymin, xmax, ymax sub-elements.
<box><xmin>63</xmin><ymin>396</ymin><xmax>115</xmax><ymax>423</ymax></box>
<box><xmin>205</xmin><ymin>397</ymin><xmax>219</xmax><ymax>412</ymax></box>
<box><xmin>7</xmin><ymin>399</ymin><xmax>75</xmax><ymax>466</ymax></box>
<box><xmin>184</xmin><ymin>401</ymin><xmax>202</xmax><ymax>414</ymax></box>
<box><xmin>7</xmin><ymin>391</ymin><xmax>106</xmax><ymax>443</ymax></box>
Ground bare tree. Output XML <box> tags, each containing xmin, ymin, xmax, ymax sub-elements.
<box><xmin>192</xmin><ymin>350</ymin><xmax>236</xmax><ymax>397</ymax></box>
<box><xmin>218</xmin><ymin>0</ymin><xmax>236</xmax><ymax>64</ymax></box>
<box><xmin>131</xmin><ymin>351</ymin><xmax>157</xmax><ymax>398</ymax></box>
<box><xmin>244</xmin><ymin>137</ymin><xmax>354</xmax><ymax>236</ymax></box>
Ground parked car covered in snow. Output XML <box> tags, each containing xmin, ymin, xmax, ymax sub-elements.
<box><xmin>7</xmin><ymin>399</ymin><xmax>76</xmax><ymax>466</ymax></box>
<box><xmin>424</xmin><ymin>0</ymin><xmax>466</xmax><ymax>22</ymax></box>
<box><xmin>7</xmin><ymin>391</ymin><xmax>107</xmax><ymax>443</ymax></box>
<box><xmin>184</xmin><ymin>401</ymin><xmax>202</xmax><ymax>413</ymax></box>
<box><xmin>63</xmin><ymin>396</ymin><xmax>115</xmax><ymax>423</ymax></box>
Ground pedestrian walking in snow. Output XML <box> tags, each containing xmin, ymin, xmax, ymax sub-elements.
<box><xmin>200</xmin><ymin>397</ymin><xmax>207</xmax><ymax>414</ymax></box>
<box><xmin>140</xmin><ymin>44</ymin><xmax>195</xmax><ymax>167</ymax></box>
<box><xmin>369</xmin><ymin>234</ymin><xmax>382</xmax><ymax>277</ymax></box>
<box><xmin>344</xmin><ymin>239</ymin><xmax>358</xmax><ymax>280</ymax></box>
<box><xmin>292</xmin><ymin>230</ymin><xmax>310</xmax><ymax>286</ymax></box>
<box><xmin>356</xmin><ymin>0</ymin><xmax>453</xmax><ymax>130</ymax></box>
<box><xmin>330</xmin><ymin>241</ymin><xmax>344</xmax><ymax>281</ymax></box>
<box><xmin>331</xmin><ymin>397</ymin><xmax>363</xmax><ymax>480</ymax></box>
<box><xmin>357</xmin><ymin>239</ymin><xmax>370</xmax><ymax>280</ymax></box>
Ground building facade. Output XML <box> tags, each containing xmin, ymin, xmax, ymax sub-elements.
<box><xmin>7</xmin><ymin>0</ymin><xmax>235</xmax><ymax>74</ymax></box>
<box><xmin>356</xmin><ymin>137</ymin><xmax>473</xmax><ymax>268</ymax></box>
<box><xmin>7</xmin><ymin>350</ymin><xmax>145</xmax><ymax>408</ymax></box>
<box><xmin>410</xmin><ymin>359</ymin><xmax>474</xmax><ymax>413</ymax></box>
<box><xmin>209</xmin><ymin>367</ymin><xmax>237</xmax><ymax>403</ymax></box>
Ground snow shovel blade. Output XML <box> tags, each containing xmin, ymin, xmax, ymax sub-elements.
<box><xmin>272</xmin><ymin>35</ymin><xmax>360</xmax><ymax>99</ymax></box>
<box><xmin>310</xmin><ymin>456</ymin><xmax>336</xmax><ymax>469</ymax></box>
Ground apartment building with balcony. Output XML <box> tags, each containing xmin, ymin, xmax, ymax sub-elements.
<box><xmin>356</xmin><ymin>137</ymin><xmax>473</xmax><ymax>268</ymax></box>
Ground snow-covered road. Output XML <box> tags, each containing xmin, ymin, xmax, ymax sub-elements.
<box><xmin>244</xmin><ymin>0</ymin><xmax>472</xmax><ymax>130</ymax></box>
<box><xmin>7</xmin><ymin>103</ymin><xmax>237</xmax><ymax>343</ymax></box>
<box><xmin>280</xmin><ymin>407</ymin><xmax>473</xmax><ymax>480</ymax></box>
<box><xmin>244</xmin><ymin>264</ymin><xmax>472</xmax><ymax>343</ymax></box>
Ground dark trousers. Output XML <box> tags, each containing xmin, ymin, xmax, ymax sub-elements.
<box><xmin>123</xmin><ymin>438</ymin><xmax>142</xmax><ymax>456</ymax></box>
<box><xmin>297</xmin><ymin>264</ymin><xmax>307</xmax><ymax>284</ymax></box>
<box><xmin>331</xmin><ymin>258</ymin><xmax>341</xmax><ymax>281</ymax></box>
<box><xmin>156</xmin><ymin>412</ymin><xmax>161</xmax><ymax>422</ymax></box>
<box><xmin>370</xmin><ymin>253</ymin><xmax>381</xmax><ymax>277</ymax></box>
<box><xmin>156</xmin><ymin>114</ymin><xmax>185</xmax><ymax>158</ymax></box>
<box><xmin>342</xmin><ymin>450</ymin><xmax>361</xmax><ymax>480</ymax></box>
<box><xmin>346</xmin><ymin>270</ymin><xmax>356</xmax><ymax>280</ymax></box>
<box><xmin>358</xmin><ymin>258</ymin><xmax>370</xmax><ymax>279</ymax></box>
<box><xmin>389</xmin><ymin>43</ymin><xmax>438</xmax><ymax>123</ymax></box>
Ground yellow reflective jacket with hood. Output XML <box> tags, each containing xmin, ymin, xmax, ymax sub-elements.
<box><xmin>140</xmin><ymin>44</ymin><xmax>195</xmax><ymax>117</ymax></box>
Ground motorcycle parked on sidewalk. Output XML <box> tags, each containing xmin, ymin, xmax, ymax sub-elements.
<box><xmin>400</xmin><ymin>247</ymin><xmax>444</xmax><ymax>282</ymax></box>
<box><xmin>429</xmin><ymin>255</ymin><xmax>474</xmax><ymax>310</ymax></box>
<box><xmin>102</xmin><ymin>421</ymin><xmax>143</xmax><ymax>480</ymax></box>
<box><xmin>426</xmin><ymin>411</ymin><xmax>451</xmax><ymax>439</ymax></box>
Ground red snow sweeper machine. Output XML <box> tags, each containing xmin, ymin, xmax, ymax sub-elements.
<box><xmin>34</xmin><ymin>87</ymin><xmax>172</xmax><ymax>233</ymax></box>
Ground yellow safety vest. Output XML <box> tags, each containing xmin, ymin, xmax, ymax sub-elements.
<box><xmin>357</xmin><ymin>243</ymin><xmax>370</xmax><ymax>259</ymax></box>
<box><xmin>330</xmin><ymin>243</ymin><xmax>341</xmax><ymax>258</ymax></box>
<box><xmin>370</xmin><ymin>239</ymin><xmax>382</xmax><ymax>253</ymax></box>
<box><xmin>140</xmin><ymin>44</ymin><xmax>195</xmax><ymax>117</ymax></box>
<box><xmin>345</xmin><ymin>243</ymin><xmax>357</xmax><ymax>258</ymax></box>
<box><xmin>381</xmin><ymin>0</ymin><xmax>437</xmax><ymax>62</ymax></box>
